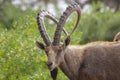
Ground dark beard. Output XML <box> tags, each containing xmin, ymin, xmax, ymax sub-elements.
<box><xmin>50</xmin><ymin>68</ymin><xmax>58</xmax><ymax>80</ymax></box>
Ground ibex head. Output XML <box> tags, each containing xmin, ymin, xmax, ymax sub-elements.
<box><xmin>36</xmin><ymin>4</ymin><xmax>81</xmax><ymax>71</ymax></box>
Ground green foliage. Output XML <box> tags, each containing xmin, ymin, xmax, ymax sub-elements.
<box><xmin>79</xmin><ymin>11</ymin><xmax>120</xmax><ymax>44</ymax></box>
<box><xmin>0</xmin><ymin>0</ymin><xmax>31</xmax><ymax>29</ymax></box>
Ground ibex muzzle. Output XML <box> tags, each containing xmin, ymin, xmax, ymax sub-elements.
<box><xmin>36</xmin><ymin>3</ymin><xmax>120</xmax><ymax>80</ymax></box>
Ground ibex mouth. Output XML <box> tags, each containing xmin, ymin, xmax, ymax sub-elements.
<box><xmin>48</xmin><ymin>66</ymin><xmax>57</xmax><ymax>71</ymax></box>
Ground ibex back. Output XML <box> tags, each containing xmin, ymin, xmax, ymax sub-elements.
<box><xmin>36</xmin><ymin>4</ymin><xmax>120</xmax><ymax>80</ymax></box>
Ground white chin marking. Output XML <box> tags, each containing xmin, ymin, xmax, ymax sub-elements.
<box><xmin>50</xmin><ymin>68</ymin><xmax>54</xmax><ymax>71</ymax></box>
<box><xmin>49</xmin><ymin>67</ymin><xmax>54</xmax><ymax>71</ymax></box>
<box><xmin>49</xmin><ymin>66</ymin><xmax>57</xmax><ymax>71</ymax></box>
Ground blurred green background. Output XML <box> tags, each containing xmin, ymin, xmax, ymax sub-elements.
<box><xmin>0</xmin><ymin>0</ymin><xmax>120</xmax><ymax>80</ymax></box>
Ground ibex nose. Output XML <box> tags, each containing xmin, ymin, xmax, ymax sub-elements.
<box><xmin>47</xmin><ymin>62</ymin><xmax>53</xmax><ymax>67</ymax></box>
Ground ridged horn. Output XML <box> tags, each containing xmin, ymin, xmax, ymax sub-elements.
<box><xmin>53</xmin><ymin>4</ymin><xmax>81</xmax><ymax>45</ymax></box>
<box><xmin>37</xmin><ymin>10</ymin><xmax>68</xmax><ymax>46</ymax></box>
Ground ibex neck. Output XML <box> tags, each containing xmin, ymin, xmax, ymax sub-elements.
<box><xmin>59</xmin><ymin>45</ymin><xmax>84</xmax><ymax>80</ymax></box>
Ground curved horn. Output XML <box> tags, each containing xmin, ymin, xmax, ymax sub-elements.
<box><xmin>53</xmin><ymin>4</ymin><xmax>81</xmax><ymax>45</ymax></box>
<box><xmin>37</xmin><ymin>10</ymin><xmax>68</xmax><ymax>46</ymax></box>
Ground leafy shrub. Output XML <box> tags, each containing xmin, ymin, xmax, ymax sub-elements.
<box><xmin>79</xmin><ymin>11</ymin><xmax>120</xmax><ymax>44</ymax></box>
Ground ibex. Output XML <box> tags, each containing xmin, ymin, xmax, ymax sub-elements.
<box><xmin>36</xmin><ymin>4</ymin><xmax>120</xmax><ymax>80</ymax></box>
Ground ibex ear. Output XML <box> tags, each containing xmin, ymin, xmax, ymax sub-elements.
<box><xmin>36</xmin><ymin>41</ymin><xmax>45</xmax><ymax>50</ymax></box>
<box><xmin>64</xmin><ymin>36</ymin><xmax>71</xmax><ymax>47</ymax></box>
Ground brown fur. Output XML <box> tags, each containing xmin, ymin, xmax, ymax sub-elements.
<box><xmin>113</xmin><ymin>32</ymin><xmax>120</xmax><ymax>42</ymax></box>
<box><xmin>59</xmin><ymin>42</ymin><xmax>120</xmax><ymax>80</ymax></box>
<box><xmin>36</xmin><ymin>40</ymin><xmax>120</xmax><ymax>80</ymax></box>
